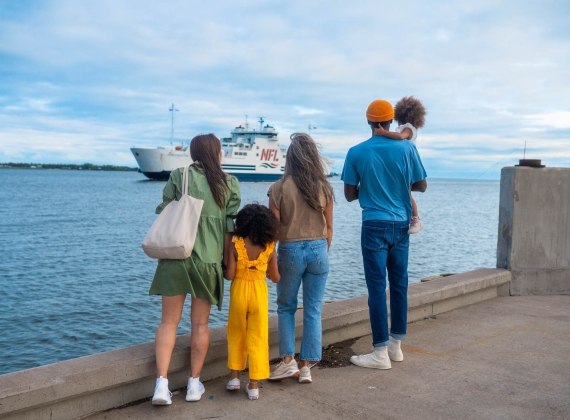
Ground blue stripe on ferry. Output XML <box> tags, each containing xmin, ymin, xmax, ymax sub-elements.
<box><xmin>222</xmin><ymin>167</ymin><xmax>256</xmax><ymax>171</ymax></box>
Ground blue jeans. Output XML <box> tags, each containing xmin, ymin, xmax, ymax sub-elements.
<box><xmin>276</xmin><ymin>239</ymin><xmax>329</xmax><ymax>361</ymax></box>
<box><xmin>361</xmin><ymin>220</ymin><xmax>410</xmax><ymax>348</ymax></box>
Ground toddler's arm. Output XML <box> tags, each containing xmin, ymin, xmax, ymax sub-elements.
<box><xmin>267</xmin><ymin>249</ymin><xmax>280</xmax><ymax>283</ymax></box>
<box><xmin>374</xmin><ymin>125</ymin><xmax>413</xmax><ymax>140</ymax></box>
<box><xmin>223</xmin><ymin>243</ymin><xmax>237</xmax><ymax>280</ymax></box>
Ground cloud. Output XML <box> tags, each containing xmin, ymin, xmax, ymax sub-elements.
<box><xmin>0</xmin><ymin>0</ymin><xmax>569</xmax><ymax>177</ymax></box>
<box><xmin>523</xmin><ymin>111</ymin><xmax>570</xmax><ymax>129</ymax></box>
<box><xmin>294</xmin><ymin>106</ymin><xmax>324</xmax><ymax>116</ymax></box>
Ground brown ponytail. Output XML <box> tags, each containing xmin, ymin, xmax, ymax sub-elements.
<box><xmin>190</xmin><ymin>134</ymin><xmax>229</xmax><ymax>208</ymax></box>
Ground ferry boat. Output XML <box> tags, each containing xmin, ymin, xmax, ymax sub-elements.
<box><xmin>131</xmin><ymin>114</ymin><xmax>333</xmax><ymax>182</ymax></box>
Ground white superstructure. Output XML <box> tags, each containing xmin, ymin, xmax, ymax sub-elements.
<box><xmin>131</xmin><ymin>117</ymin><xmax>333</xmax><ymax>182</ymax></box>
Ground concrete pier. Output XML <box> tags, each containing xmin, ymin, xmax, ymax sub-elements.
<box><xmin>86</xmin><ymin>295</ymin><xmax>570</xmax><ymax>420</ymax></box>
<box><xmin>497</xmin><ymin>166</ymin><xmax>570</xmax><ymax>295</ymax></box>
<box><xmin>0</xmin><ymin>269</ymin><xmax>510</xmax><ymax>420</ymax></box>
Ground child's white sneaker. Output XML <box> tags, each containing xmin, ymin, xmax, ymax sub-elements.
<box><xmin>151</xmin><ymin>376</ymin><xmax>172</xmax><ymax>405</ymax></box>
<box><xmin>408</xmin><ymin>216</ymin><xmax>423</xmax><ymax>234</ymax></box>
<box><xmin>268</xmin><ymin>358</ymin><xmax>300</xmax><ymax>380</ymax></box>
<box><xmin>186</xmin><ymin>377</ymin><xmax>205</xmax><ymax>402</ymax></box>
<box><xmin>226</xmin><ymin>377</ymin><xmax>241</xmax><ymax>390</ymax></box>
<box><xmin>388</xmin><ymin>337</ymin><xmax>404</xmax><ymax>362</ymax></box>
<box><xmin>245</xmin><ymin>382</ymin><xmax>259</xmax><ymax>400</ymax></box>
<box><xmin>350</xmin><ymin>347</ymin><xmax>392</xmax><ymax>369</ymax></box>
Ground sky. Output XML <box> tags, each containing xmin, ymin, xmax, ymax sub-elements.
<box><xmin>0</xmin><ymin>0</ymin><xmax>569</xmax><ymax>178</ymax></box>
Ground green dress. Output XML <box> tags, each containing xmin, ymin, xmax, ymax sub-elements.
<box><xmin>149</xmin><ymin>165</ymin><xmax>241</xmax><ymax>310</ymax></box>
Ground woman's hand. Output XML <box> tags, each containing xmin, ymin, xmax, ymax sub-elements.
<box><xmin>267</xmin><ymin>249</ymin><xmax>280</xmax><ymax>283</ymax></box>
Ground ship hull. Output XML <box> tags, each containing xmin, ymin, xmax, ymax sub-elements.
<box><xmin>141</xmin><ymin>170</ymin><xmax>282</xmax><ymax>182</ymax></box>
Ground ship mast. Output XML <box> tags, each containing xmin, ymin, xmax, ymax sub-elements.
<box><xmin>169</xmin><ymin>103</ymin><xmax>179</xmax><ymax>148</ymax></box>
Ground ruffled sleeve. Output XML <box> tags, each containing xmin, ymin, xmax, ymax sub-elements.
<box><xmin>225</xmin><ymin>175</ymin><xmax>241</xmax><ymax>232</ymax></box>
<box><xmin>399</xmin><ymin>123</ymin><xmax>418</xmax><ymax>144</ymax></box>
<box><xmin>155</xmin><ymin>169</ymin><xmax>182</xmax><ymax>214</ymax></box>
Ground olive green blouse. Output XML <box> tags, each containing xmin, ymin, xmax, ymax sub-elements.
<box><xmin>149</xmin><ymin>165</ymin><xmax>241</xmax><ymax>310</ymax></box>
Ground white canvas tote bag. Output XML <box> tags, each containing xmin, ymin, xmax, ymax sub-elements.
<box><xmin>142</xmin><ymin>166</ymin><xmax>204</xmax><ymax>259</ymax></box>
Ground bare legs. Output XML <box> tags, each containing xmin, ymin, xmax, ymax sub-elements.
<box><xmin>155</xmin><ymin>294</ymin><xmax>211</xmax><ymax>379</ymax></box>
<box><xmin>189</xmin><ymin>296</ymin><xmax>211</xmax><ymax>378</ymax></box>
<box><xmin>156</xmin><ymin>295</ymin><xmax>185</xmax><ymax>377</ymax></box>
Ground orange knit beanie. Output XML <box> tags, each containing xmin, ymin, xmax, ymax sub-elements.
<box><xmin>366</xmin><ymin>100</ymin><xmax>394</xmax><ymax>122</ymax></box>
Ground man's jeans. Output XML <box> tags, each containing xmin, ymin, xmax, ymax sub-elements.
<box><xmin>276</xmin><ymin>239</ymin><xmax>329</xmax><ymax>361</ymax></box>
<box><xmin>361</xmin><ymin>220</ymin><xmax>410</xmax><ymax>348</ymax></box>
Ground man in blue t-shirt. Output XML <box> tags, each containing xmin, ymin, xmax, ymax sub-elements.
<box><xmin>342</xmin><ymin>99</ymin><xmax>427</xmax><ymax>370</ymax></box>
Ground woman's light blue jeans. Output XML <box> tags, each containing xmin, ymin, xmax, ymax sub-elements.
<box><xmin>276</xmin><ymin>239</ymin><xmax>329</xmax><ymax>361</ymax></box>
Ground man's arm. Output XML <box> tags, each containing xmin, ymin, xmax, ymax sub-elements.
<box><xmin>344</xmin><ymin>183</ymin><xmax>359</xmax><ymax>202</ymax></box>
<box><xmin>411</xmin><ymin>179</ymin><xmax>427</xmax><ymax>192</ymax></box>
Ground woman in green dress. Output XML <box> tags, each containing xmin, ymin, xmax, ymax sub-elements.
<box><xmin>150</xmin><ymin>134</ymin><xmax>241</xmax><ymax>405</ymax></box>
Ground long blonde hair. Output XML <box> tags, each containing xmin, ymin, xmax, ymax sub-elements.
<box><xmin>284</xmin><ymin>133</ymin><xmax>334</xmax><ymax>211</ymax></box>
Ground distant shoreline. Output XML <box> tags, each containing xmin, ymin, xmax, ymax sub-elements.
<box><xmin>0</xmin><ymin>163</ymin><xmax>137</xmax><ymax>172</ymax></box>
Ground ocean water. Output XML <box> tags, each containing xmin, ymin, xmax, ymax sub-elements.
<box><xmin>0</xmin><ymin>169</ymin><xmax>499</xmax><ymax>375</ymax></box>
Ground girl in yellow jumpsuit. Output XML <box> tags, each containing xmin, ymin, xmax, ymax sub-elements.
<box><xmin>223</xmin><ymin>204</ymin><xmax>280</xmax><ymax>400</ymax></box>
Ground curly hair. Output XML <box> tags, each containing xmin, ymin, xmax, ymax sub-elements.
<box><xmin>234</xmin><ymin>203</ymin><xmax>280</xmax><ymax>247</ymax></box>
<box><xmin>394</xmin><ymin>96</ymin><xmax>427</xmax><ymax>129</ymax></box>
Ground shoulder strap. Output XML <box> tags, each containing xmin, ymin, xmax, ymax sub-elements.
<box><xmin>234</xmin><ymin>237</ymin><xmax>248</xmax><ymax>262</ymax></box>
<box><xmin>181</xmin><ymin>167</ymin><xmax>189</xmax><ymax>197</ymax></box>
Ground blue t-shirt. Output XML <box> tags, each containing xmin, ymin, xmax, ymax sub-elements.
<box><xmin>341</xmin><ymin>135</ymin><xmax>427</xmax><ymax>221</ymax></box>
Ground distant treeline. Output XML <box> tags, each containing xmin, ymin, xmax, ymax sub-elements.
<box><xmin>0</xmin><ymin>162</ymin><xmax>137</xmax><ymax>171</ymax></box>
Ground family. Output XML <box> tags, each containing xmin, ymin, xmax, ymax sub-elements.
<box><xmin>149</xmin><ymin>97</ymin><xmax>427</xmax><ymax>404</ymax></box>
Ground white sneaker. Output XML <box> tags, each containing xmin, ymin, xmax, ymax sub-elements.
<box><xmin>186</xmin><ymin>377</ymin><xmax>205</xmax><ymax>402</ymax></box>
<box><xmin>226</xmin><ymin>377</ymin><xmax>241</xmax><ymax>390</ymax></box>
<box><xmin>298</xmin><ymin>366</ymin><xmax>312</xmax><ymax>384</ymax></box>
<box><xmin>350</xmin><ymin>347</ymin><xmax>392</xmax><ymax>369</ymax></box>
<box><xmin>245</xmin><ymin>382</ymin><xmax>259</xmax><ymax>400</ymax></box>
<box><xmin>151</xmin><ymin>376</ymin><xmax>172</xmax><ymax>405</ymax></box>
<box><xmin>268</xmin><ymin>359</ymin><xmax>300</xmax><ymax>381</ymax></box>
<box><xmin>408</xmin><ymin>217</ymin><xmax>423</xmax><ymax>234</ymax></box>
<box><xmin>388</xmin><ymin>337</ymin><xmax>404</xmax><ymax>362</ymax></box>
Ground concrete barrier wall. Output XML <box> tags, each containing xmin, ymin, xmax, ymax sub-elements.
<box><xmin>0</xmin><ymin>268</ymin><xmax>510</xmax><ymax>420</ymax></box>
<box><xmin>497</xmin><ymin>167</ymin><xmax>570</xmax><ymax>295</ymax></box>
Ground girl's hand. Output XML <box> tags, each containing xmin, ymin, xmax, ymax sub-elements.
<box><xmin>374</xmin><ymin>125</ymin><xmax>388</xmax><ymax>136</ymax></box>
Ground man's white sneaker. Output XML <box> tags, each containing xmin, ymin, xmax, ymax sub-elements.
<box><xmin>245</xmin><ymin>383</ymin><xmax>259</xmax><ymax>400</ymax></box>
<box><xmin>226</xmin><ymin>378</ymin><xmax>241</xmax><ymax>390</ymax></box>
<box><xmin>388</xmin><ymin>338</ymin><xmax>404</xmax><ymax>362</ymax></box>
<box><xmin>151</xmin><ymin>376</ymin><xmax>172</xmax><ymax>405</ymax></box>
<box><xmin>268</xmin><ymin>358</ymin><xmax>300</xmax><ymax>381</ymax></box>
<box><xmin>408</xmin><ymin>217</ymin><xmax>423</xmax><ymax>234</ymax></box>
<box><xmin>350</xmin><ymin>347</ymin><xmax>392</xmax><ymax>369</ymax></box>
<box><xmin>298</xmin><ymin>366</ymin><xmax>312</xmax><ymax>384</ymax></box>
<box><xmin>185</xmin><ymin>377</ymin><xmax>205</xmax><ymax>402</ymax></box>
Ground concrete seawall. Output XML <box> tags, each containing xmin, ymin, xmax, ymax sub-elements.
<box><xmin>0</xmin><ymin>268</ymin><xmax>510</xmax><ymax>420</ymax></box>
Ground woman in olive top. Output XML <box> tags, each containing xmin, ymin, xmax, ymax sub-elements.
<box><xmin>150</xmin><ymin>134</ymin><xmax>241</xmax><ymax>406</ymax></box>
<box><xmin>267</xmin><ymin>133</ymin><xmax>334</xmax><ymax>384</ymax></box>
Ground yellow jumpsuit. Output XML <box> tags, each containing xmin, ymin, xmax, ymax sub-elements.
<box><xmin>227</xmin><ymin>237</ymin><xmax>274</xmax><ymax>380</ymax></box>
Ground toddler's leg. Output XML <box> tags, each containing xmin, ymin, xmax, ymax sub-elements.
<box><xmin>411</xmin><ymin>192</ymin><xmax>419</xmax><ymax>218</ymax></box>
<box><xmin>408</xmin><ymin>191</ymin><xmax>423</xmax><ymax>234</ymax></box>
